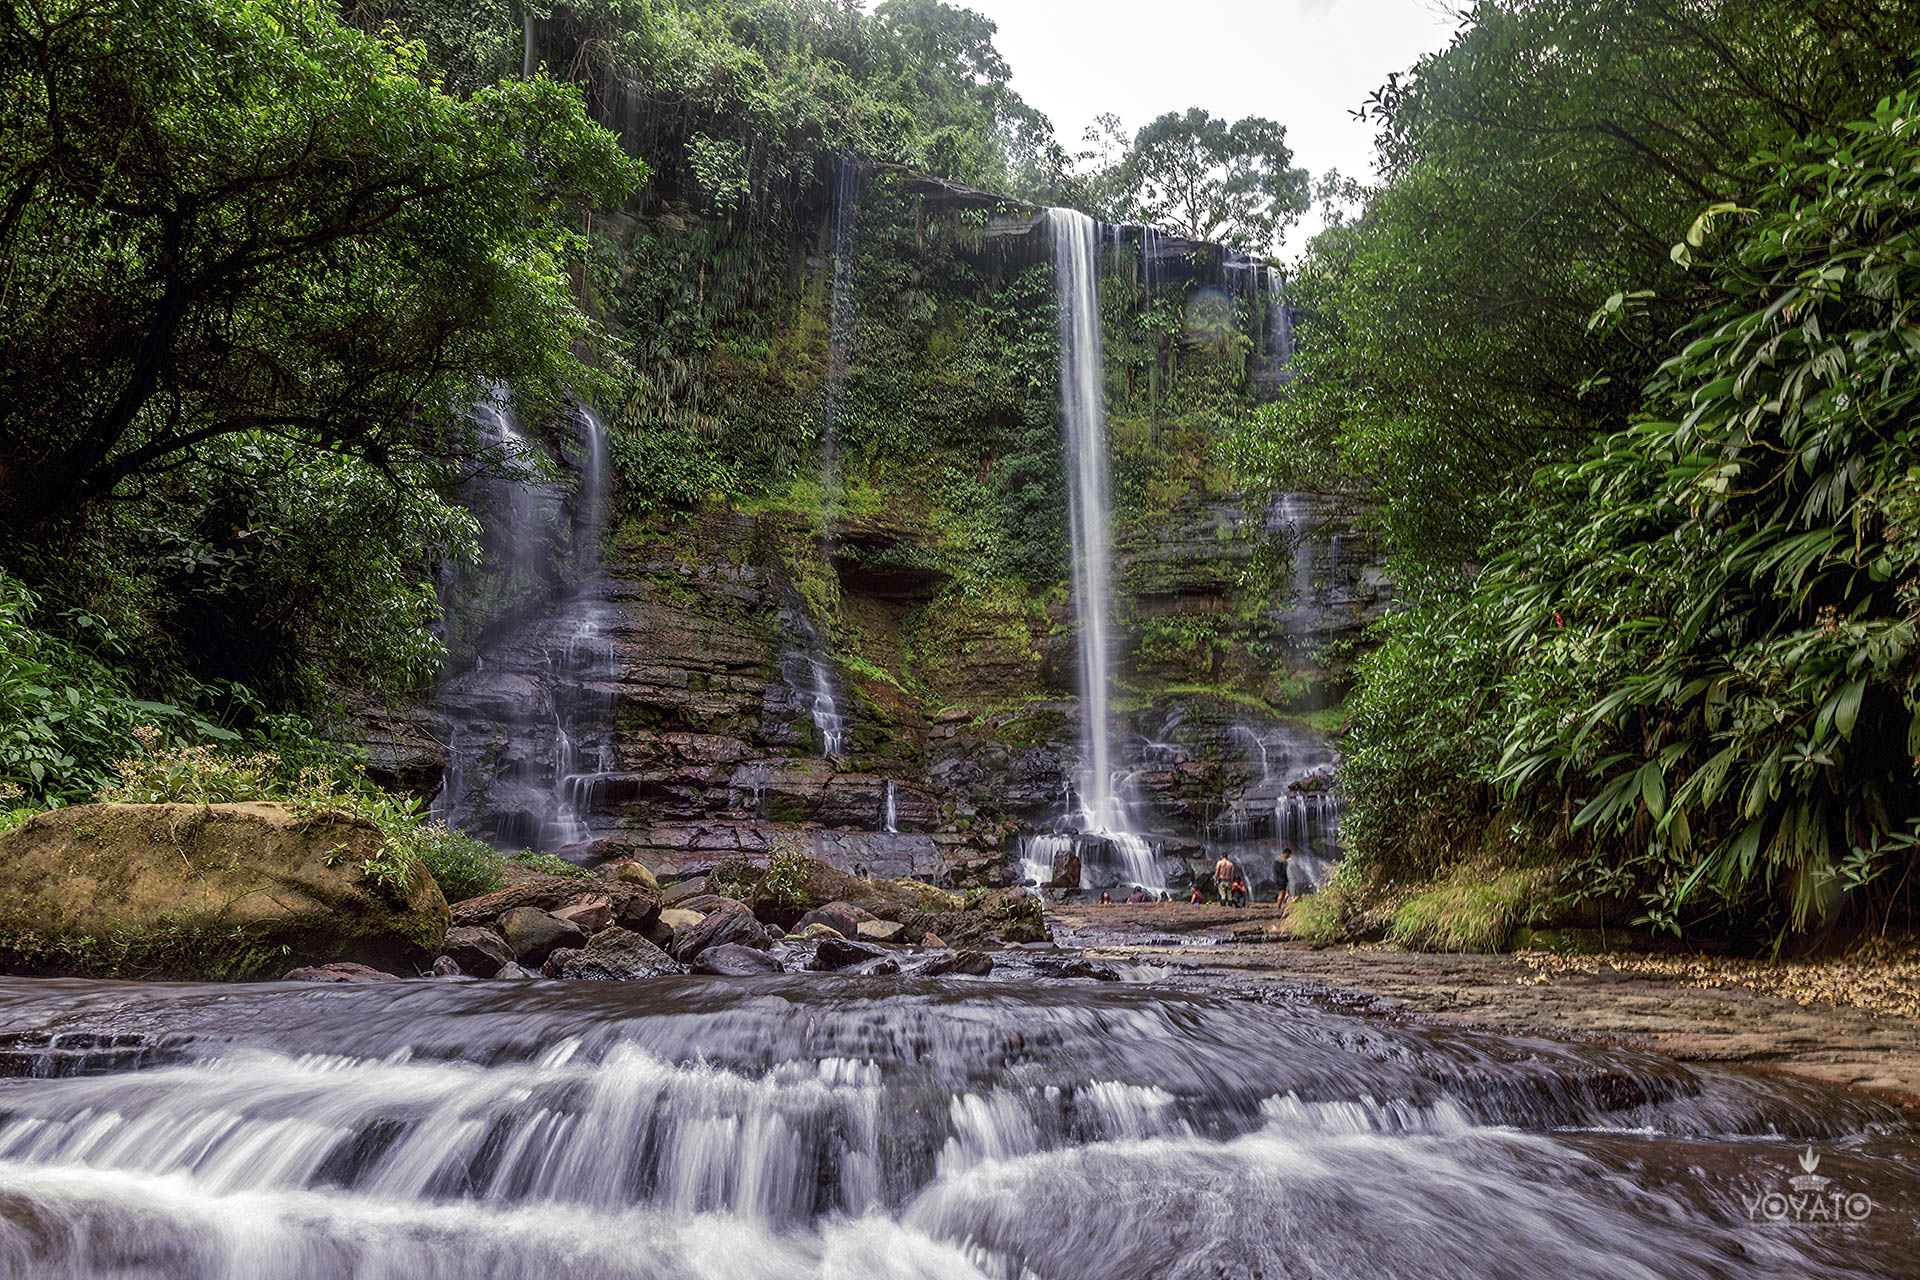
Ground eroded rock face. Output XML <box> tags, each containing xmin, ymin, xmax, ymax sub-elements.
<box><xmin>0</xmin><ymin>803</ymin><xmax>450</xmax><ymax>980</ymax></box>
<box><xmin>442</xmin><ymin>926</ymin><xmax>514</xmax><ymax>977</ymax></box>
<box><xmin>671</xmin><ymin>902</ymin><xmax>768</xmax><ymax>962</ymax></box>
<box><xmin>558</xmin><ymin>928</ymin><xmax>680</xmax><ymax>980</ymax></box>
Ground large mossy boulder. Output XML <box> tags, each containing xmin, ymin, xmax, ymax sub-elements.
<box><xmin>0</xmin><ymin>802</ymin><xmax>451</xmax><ymax>980</ymax></box>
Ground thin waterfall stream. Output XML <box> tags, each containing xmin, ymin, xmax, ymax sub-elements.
<box><xmin>1048</xmin><ymin>208</ymin><xmax>1161</xmax><ymax>891</ymax></box>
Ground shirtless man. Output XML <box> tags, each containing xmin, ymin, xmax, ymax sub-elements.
<box><xmin>1212</xmin><ymin>854</ymin><xmax>1236</xmax><ymax>905</ymax></box>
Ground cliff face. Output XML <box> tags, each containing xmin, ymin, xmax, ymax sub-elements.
<box><xmin>373</xmin><ymin>168</ymin><xmax>1387</xmax><ymax>892</ymax></box>
<box><xmin>410</xmin><ymin>488</ymin><xmax>1382</xmax><ymax>892</ymax></box>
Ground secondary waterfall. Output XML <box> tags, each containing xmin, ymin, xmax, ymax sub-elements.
<box><xmin>433</xmin><ymin>400</ymin><xmax>618</xmax><ymax>852</ymax></box>
<box><xmin>1047</xmin><ymin>208</ymin><xmax>1160</xmax><ymax>890</ymax></box>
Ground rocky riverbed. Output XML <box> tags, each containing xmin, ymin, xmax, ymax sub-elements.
<box><xmin>1048</xmin><ymin>901</ymin><xmax>1920</xmax><ymax>1113</ymax></box>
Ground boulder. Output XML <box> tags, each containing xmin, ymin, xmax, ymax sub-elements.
<box><xmin>541</xmin><ymin>948</ymin><xmax>584</xmax><ymax>978</ymax></box>
<box><xmin>918</xmin><ymin>950</ymin><xmax>993</xmax><ymax>977</ymax></box>
<box><xmin>795</xmin><ymin>905</ymin><xmax>860</xmax><ymax>937</ymax></box>
<box><xmin>441</xmin><ymin>926</ymin><xmax>515</xmax><ymax>977</ymax></box>
<box><xmin>921</xmin><ymin>932</ymin><xmax>947</xmax><ymax>950</ymax></box>
<box><xmin>661</xmin><ymin>877</ymin><xmax>710</xmax><ymax>907</ymax></box>
<box><xmin>551</xmin><ymin>896</ymin><xmax>613</xmax><ymax>935</ymax></box>
<box><xmin>494</xmin><ymin>962</ymin><xmax>535</xmax><ymax>979</ymax></box>
<box><xmin>283</xmin><ymin>962</ymin><xmax>402</xmax><ymax>983</ymax></box>
<box><xmin>658</xmin><ymin>907</ymin><xmax>705</xmax><ymax>932</ymax></box>
<box><xmin>795</xmin><ymin>922</ymin><xmax>844</xmax><ymax>941</ymax></box>
<box><xmin>431</xmin><ymin>955</ymin><xmax>463</xmax><ymax>978</ymax></box>
<box><xmin>497</xmin><ymin>907</ymin><xmax>587</xmax><ymax>965</ymax></box>
<box><xmin>559</xmin><ymin>927</ymin><xmax>681</xmax><ymax>980</ymax></box>
<box><xmin>672</xmin><ymin>901</ymin><xmax>769</xmax><ymax>962</ymax></box>
<box><xmin>808</xmin><ymin>939</ymin><xmax>885</xmax><ymax>971</ymax></box>
<box><xmin>607</xmin><ymin>860</ymin><xmax>661</xmax><ymax>892</ymax></box>
<box><xmin>857</xmin><ymin>920</ymin><xmax>906</xmax><ymax>944</ymax></box>
<box><xmin>0</xmin><ymin>803</ymin><xmax>450</xmax><ymax>980</ymax></box>
<box><xmin>693</xmin><ymin>943</ymin><xmax>782</xmax><ymax>976</ymax></box>
<box><xmin>450</xmin><ymin>874</ymin><xmax>658</xmax><ymax>933</ymax></box>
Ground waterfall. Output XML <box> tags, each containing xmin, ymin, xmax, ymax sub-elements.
<box><xmin>820</xmin><ymin>157</ymin><xmax>858</xmax><ymax>535</ymax></box>
<box><xmin>435</xmin><ymin>401</ymin><xmax>617</xmax><ymax>853</ymax></box>
<box><xmin>1046</xmin><ymin>208</ymin><xmax>1160</xmax><ymax>891</ymax></box>
<box><xmin>883</xmin><ymin>780</ymin><xmax>898</xmax><ymax>833</ymax></box>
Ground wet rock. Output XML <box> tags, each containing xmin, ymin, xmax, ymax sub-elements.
<box><xmin>795</xmin><ymin>904</ymin><xmax>862</xmax><ymax>937</ymax></box>
<box><xmin>921</xmin><ymin>932</ymin><xmax>947</xmax><ymax>949</ymax></box>
<box><xmin>283</xmin><ymin>962</ymin><xmax>401</xmax><ymax>983</ymax></box>
<box><xmin>441</xmin><ymin>926</ymin><xmax>514</xmax><ymax>977</ymax></box>
<box><xmin>658</xmin><ymin>908</ymin><xmax>705</xmax><ymax>932</ymax></box>
<box><xmin>857</xmin><ymin>920</ymin><xmax>906</xmax><ymax>944</ymax></box>
<box><xmin>1034</xmin><ymin>957</ymin><xmax>1120</xmax><ymax>981</ymax></box>
<box><xmin>918</xmin><ymin>950</ymin><xmax>992</xmax><ymax>977</ymax></box>
<box><xmin>431</xmin><ymin>955</ymin><xmax>463</xmax><ymax>978</ymax></box>
<box><xmin>796</xmin><ymin>923</ymin><xmax>845</xmax><ymax>941</ymax></box>
<box><xmin>693</xmin><ymin>943</ymin><xmax>782</xmax><ymax>976</ymax></box>
<box><xmin>675</xmin><ymin>893</ymin><xmax>730</xmax><ymax>914</ymax></box>
<box><xmin>541</xmin><ymin>948</ymin><xmax>584</xmax><ymax>978</ymax></box>
<box><xmin>494</xmin><ymin>962</ymin><xmax>535</xmax><ymax>979</ymax></box>
<box><xmin>559</xmin><ymin>927</ymin><xmax>681</xmax><ymax>980</ymax></box>
<box><xmin>497</xmin><ymin>908</ymin><xmax>588</xmax><ymax>966</ymax></box>
<box><xmin>809</xmin><ymin>939</ymin><xmax>885</xmax><ymax>971</ymax></box>
<box><xmin>551</xmin><ymin>896</ymin><xmax>613</xmax><ymax>935</ymax></box>
<box><xmin>672</xmin><ymin>901</ymin><xmax>769</xmax><ymax>962</ymax></box>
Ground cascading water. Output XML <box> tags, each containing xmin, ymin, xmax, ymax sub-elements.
<box><xmin>883</xmin><ymin>779</ymin><xmax>898</xmax><ymax>833</ymax></box>
<box><xmin>434</xmin><ymin>402</ymin><xmax>620</xmax><ymax>852</ymax></box>
<box><xmin>0</xmin><ymin>976</ymin><xmax>1908</xmax><ymax>1279</ymax></box>
<box><xmin>1047</xmin><ymin>207</ymin><xmax>1160</xmax><ymax>892</ymax></box>
<box><xmin>778</xmin><ymin>157</ymin><xmax>860</xmax><ymax>765</ymax></box>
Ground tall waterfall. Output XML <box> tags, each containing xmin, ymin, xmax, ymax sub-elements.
<box><xmin>1046</xmin><ymin>208</ymin><xmax>1160</xmax><ymax>890</ymax></box>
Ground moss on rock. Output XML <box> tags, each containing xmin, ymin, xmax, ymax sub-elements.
<box><xmin>0</xmin><ymin>802</ymin><xmax>450</xmax><ymax>979</ymax></box>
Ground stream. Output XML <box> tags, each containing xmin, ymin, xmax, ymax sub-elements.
<box><xmin>0</xmin><ymin>974</ymin><xmax>1911</xmax><ymax>1278</ymax></box>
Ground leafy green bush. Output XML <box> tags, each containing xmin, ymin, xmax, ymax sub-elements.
<box><xmin>1387</xmin><ymin>867</ymin><xmax>1552</xmax><ymax>954</ymax></box>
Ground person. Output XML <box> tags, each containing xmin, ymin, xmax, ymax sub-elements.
<box><xmin>1098</xmin><ymin>890</ymin><xmax>1113</xmax><ymax>905</ymax></box>
<box><xmin>1188</xmin><ymin>884</ymin><xmax>1204</xmax><ymax>905</ymax></box>
<box><xmin>1277</xmin><ymin>846</ymin><xmax>1295</xmax><ymax>906</ymax></box>
<box><xmin>1212</xmin><ymin>853</ymin><xmax>1236</xmax><ymax>905</ymax></box>
<box><xmin>1231</xmin><ymin>877</ymin><xmax>1249</xmax><ymax>909</ymax></box>
<box><xmin>1127</xmin><ymin>886</ymin><xmax>1146</xmax><ymax>905</ymax></box>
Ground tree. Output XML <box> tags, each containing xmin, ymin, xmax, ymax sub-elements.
<box><xmin>1114</xmin><ymin>109</ymin><xmax>1308</xmax><ymax>254</ymax></box>
<box><xmin>0</xmin><ymin>0</ymin><xmax>643</xmax><ymax>537</ymax></box>
<box><xmin>1250</xmin><ymin>0</ymin><xmax>1918</xmax><ymax>568</ymax></box>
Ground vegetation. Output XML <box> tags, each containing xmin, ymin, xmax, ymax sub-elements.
<box><xmin>98</xmin><ymin>741</ymin><xmax>508</xmax><ymax>902</ymax></box>
<box><xmin>1277</xmin><ymin>2</ymin><xmax>1920</xmax><ymax>947</ymax></box>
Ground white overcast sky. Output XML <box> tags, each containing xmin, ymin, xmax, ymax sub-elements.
<box><xmin>957</xmin><ymin>0</ymin><xmax>1465</xmax><ymax>252</ymax></box>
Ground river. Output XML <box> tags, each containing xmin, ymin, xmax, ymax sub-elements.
<box><xmin>0</xmin><ymin>975</ymin><xmax>1911</xmax><ymax>1278</ymax></box>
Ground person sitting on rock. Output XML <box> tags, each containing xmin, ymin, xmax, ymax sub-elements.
<box><xmin>1099</xmin><ymin>890</ymin><xmax>1113</xmax><ymax>905</ymax></box>
<box><xmin>1126</xmin><ymin>886</ymin><xmax>1146</xmax><ymax>905</ymax></box>
<box><xmin>1188</xmin><ymin>884</ymin><xmax>1204</xmax><ymax>906</ymax></box>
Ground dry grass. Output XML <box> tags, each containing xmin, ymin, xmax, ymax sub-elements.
<box><xmin>1513</xmin><ymin>936</ymin><xmax>1920</xmax><ymax>1021</ymax></box>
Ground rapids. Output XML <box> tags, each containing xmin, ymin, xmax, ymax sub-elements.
<box><xmin>0</xmin><ymin>975</ymin><xmax>1910</xmax><ymax>1279</ymax></box>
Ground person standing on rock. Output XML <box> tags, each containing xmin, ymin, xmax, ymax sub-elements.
<box><xmin>1277</xmin><ymin>846</ymin><xmax>1295</xmax><ymax>906</ymax></box>
<box><xmin>1213</xmin><ymin>853</ymin><xmax>1236</xmax><ymax>905</ymax></box>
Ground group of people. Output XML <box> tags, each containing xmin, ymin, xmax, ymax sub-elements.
<box><xmin>1090</xmin><ymin>848</ymin><xmax>1297</xmax><ymax>908</ymax></box>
